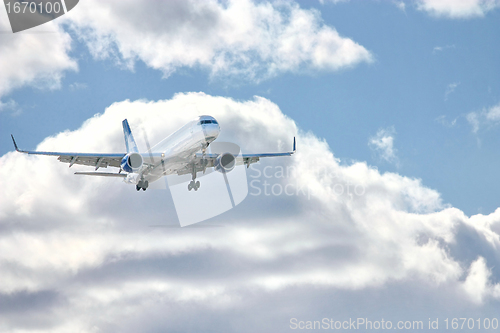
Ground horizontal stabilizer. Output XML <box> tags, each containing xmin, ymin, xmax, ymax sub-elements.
<box><xmin>75</xmin><ymin>172</ymin><xmax>127</xmax><ymax>178</ymax></box>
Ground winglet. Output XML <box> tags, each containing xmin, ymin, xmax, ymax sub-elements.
<box><xmin>293</xmin><ymin>137</ymin><xmax>296</xmax><ymax>153</ymax></box>
<box><xmin>11</xmin><ymin>134</ymin><xmax>19</xmax><ymax>152</ymax></box>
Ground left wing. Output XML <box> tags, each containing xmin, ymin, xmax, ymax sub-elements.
<box><xmin>184</xmin><ymin>137</ymin><xmax>296</xmax><ymax>175</ymax></box>
<box><xmin>235</xmin><ymin>137</ymin><xmax>296</xmax><ymax>167</ymax></box>
<box><xmin>11</xmin><ymin>135</ymin><xmax>125</xmax><ymax>170</ymax></box>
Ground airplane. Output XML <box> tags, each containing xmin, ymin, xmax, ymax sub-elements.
<box><xmin>11</xmin><ymin>115</ymin><xmax>295</xmax><ymax>191</ymax></box>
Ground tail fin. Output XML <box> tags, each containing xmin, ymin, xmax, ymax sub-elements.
<box><xmin>122</xmin><ymin>119</ymin><xmax>139</xmax><ymax>153</ymax></box>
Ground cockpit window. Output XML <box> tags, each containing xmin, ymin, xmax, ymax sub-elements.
<box><xmin>200</xmin><ymin>119</ymin><xmax>218</xmax><ymax>125</ymax></box>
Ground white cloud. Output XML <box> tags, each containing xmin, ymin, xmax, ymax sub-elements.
<box><xmin>62</xmin><ymin>0</ymin><xmax>373</xmax><ymax>82</ymax></box>
<box><xmin>467</xmin><ymin>112</ymin><xmax>480</xmax><ymax>133</ymax></box>
<box><xmin>394</xmin><ymin>1</ymin><xmax>407</xmax><ymax>11</ymax></box>
<box><xmin>466</xmin><ymin>102</ymin><xmax>500</xmax><ymax>133</ymax></box>
<box><xmin>0</xmin><ymin>8</ymin><xmax>77</xmax><ymax>99</ymax></box>
<box><xmin>0</xmin><ymin>0</ymin><xmax>372</xmax><ymax>100</ymax></box>
<box><xmin>0</xmin><ymin>98</ymin><xmax>20</xmax><ymax>115</ymax></box>
<box><xmin>435</xmin><ymin>115</ymin><xmax>458</xmax><ymax>127</ymax></box>
<box><xmin>416</xmin><ymin>0</ymin><xmax>500</xmax><ymax>18</ymax></box>
<box><xmin>445</xmin><ymin>82</ymin><xmax>460</xmax><ymax>100</ymax></box>
<box><xmin>319</xmin><ymin>0</ymin><xmax>351</xmax><ymax>4</ymax></box>
<box><xmin>433</xmin><ymin>44</ymin><xmax>456</xmax><ymax>54</ymax></box>
<box><xmin>2</xmin><ymin>94</ymin><xmax>500</xmax><ymax>331</ymax></box>
<box><xmin>0</xmin><ymin>0</ymin><xmax>373</xmax><ymax>99</ymax></box>
<box><xmin>321</xmin><ymin>0</ymin><xmax>498</xmax><ymax>19</ymax></box>
<box><xmin>368</xmin><ymin>126</ymin><xmax>399</xmax><ymax>165</ymax></box>
<box><xmin>68</xmin><ymin>82</ymin><xmax>88</xmax><ymax>91</ymax></box>
<box><xmin>462</xmin><ymin>257</ymin><xmax>500</xmax><ymax>304</ymax></box>
<box><xmin>485</xmin><ymin>103</ymin><xmax>500</xmax><ymax>121</ymax></box>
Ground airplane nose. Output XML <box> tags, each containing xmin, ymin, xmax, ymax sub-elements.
<box><xmin>210</xmin><ymin>125</ymin><xmax>220</xmax><ymax>138</ymax></box>
<box><xmin>204</xmin><ymin>124</ymin><xmax>220</xmax><ymax>141</ymax></box>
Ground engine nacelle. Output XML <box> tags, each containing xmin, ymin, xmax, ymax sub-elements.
<box><xmin>214</xmin><ymin>152</ymin><xmax>236</xmax><ymax>173</ymax></box>
<box><xmin>121</xmin><ymin>152</ymin><xmax>143</xmax><ymax>173</ymax></box>
<box><xmin>124</xmin><ymin>173</ymin><xmax>141</xmax><ymax>185</ymax></box>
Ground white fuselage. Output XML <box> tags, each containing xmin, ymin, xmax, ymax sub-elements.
<box><xmin>140</xmin><ymin>116</ymin><xmax>220</xmax><ymax>184</ymax></box>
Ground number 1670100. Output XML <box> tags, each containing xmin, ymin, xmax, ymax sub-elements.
<box><xmin>5</xmin><ymin>1</ymin><xmax>62</xmax><ymax>14</ymax></box>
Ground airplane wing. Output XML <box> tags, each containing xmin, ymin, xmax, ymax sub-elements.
<box><xmin>11</xmin><ymin>135</ymin><xmax>125</xmax><ymax>170</ymax></box>
<box><xmin>204</xmin><ymin>150</ymin><xmax>294</xmax><ymax>166</ymax></box>
<box><xmin>183</xmin><ymin>137</ymin><xmax>296</xmax><ymax>175</ymax></box>
<box><xmin>12</xmin><ymin>133</ymin><xmax>295</xmax><ymax>177</ymax></box>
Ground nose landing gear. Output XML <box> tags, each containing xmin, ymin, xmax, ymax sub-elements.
<box><xmin>188</xmin><ymin>163</ymin><xmax>201</xmax><ymax>191</ymax></box>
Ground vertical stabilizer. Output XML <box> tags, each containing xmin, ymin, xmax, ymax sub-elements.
<box><xmin>122</xmin><ymin>119</ymin><xmax>139</xmax><ymax>153</ymax></box>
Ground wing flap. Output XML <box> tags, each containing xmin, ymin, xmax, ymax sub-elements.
<box><xmin>58</xmin><ymin>155</ymin><xmax>122</xmax><ymax>168</ymax></box>
<box><xmin>74</xmin><ymin>172</ymin><xmax>126</xmax><ymax>178</ymax></box>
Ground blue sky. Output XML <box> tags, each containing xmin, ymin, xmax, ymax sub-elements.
<box><xmin>2</xmin><ymin>1</ymin><xmax>500</xmax><ymax>332</ymax></box>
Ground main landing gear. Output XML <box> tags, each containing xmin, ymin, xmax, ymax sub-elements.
<box><xmin>188</xmin><ymin>163</ymin><xmax>200</xmax><ymax>191</ymax></box>
<box><xmin>136</xmin><ymin>180</ymin><xmax>149</xmax><ymax>191</ymax></box>
<box><xmin>188</xmin><ymin>180</ymin><xmax>200</xmax><ymax>191</ymax></box>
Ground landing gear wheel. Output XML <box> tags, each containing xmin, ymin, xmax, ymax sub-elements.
<box><xmin>135</xmin><ymin>179</ymin><xmax>149</xmax><ymax>192</ymax></box>
<box><xmin>188</xmin><ymin>180</ymin><xmax>200</xmax><ymax>191</ymax></box>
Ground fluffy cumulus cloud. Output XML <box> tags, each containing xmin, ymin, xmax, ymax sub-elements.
<box><xmin>2</xmin><ymin>93</ymin><xmax>500</xmax><ymax>332</ymax></box>
<box><xmin>0</xmin><ymin>0</ymin><xmax>371</xmax><ymax>101</ymax></box>
<box><xmin>61</xmin><ymin>0</ymin><xmax>373</xmax><ymax>82</ymax></box>
<box><xmin>415</xmin><ymin>0</ymin><xmax>500</xmax><ymax>18</ymax></box>
<box><xmin>0</xmin><ymin>8</ymin><xmax>77</xmax><ymax>100</ymax></box>
<box><xmin>0</xmin><ymin>0</ymin><xmax>372</xmax><ymax>104</ymax></box>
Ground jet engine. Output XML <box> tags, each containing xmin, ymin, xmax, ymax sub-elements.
<box><xmin>214</xmin><ymin>152</ymin><xmax>236</xmax><ymax>173</ymax></box>
<box><xmin>121</xmin><ymin>152</ymin><xmax>143</xmax><ymax>173</ymax></box>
